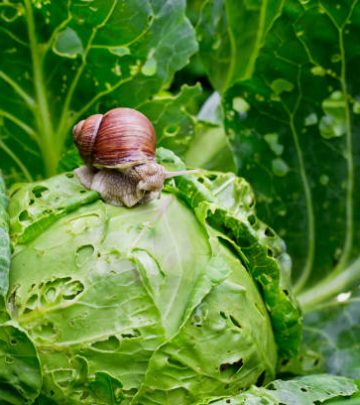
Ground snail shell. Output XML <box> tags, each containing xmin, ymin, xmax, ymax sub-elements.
<box><xmin>73</xmin><ymin>108</ymin><xmax>156</xmax><ymax>169</ymax></box>
<box><xmin>73</xmin><ymin>107</ymin><xmax>198</xmax><ymax>207</ymax></box>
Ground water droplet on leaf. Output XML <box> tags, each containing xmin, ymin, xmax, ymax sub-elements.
<box><xmin>319</xmin><ymin>91</ymin><xmax>346</xmax><ymax>139</ymax></box>
<box><xmin>264</xmin><ymin>133</ymin><xmax>284</xmax><ymax>156</ymax></box>
<box><xmin>272</xmin><ymin>158</ymin><xmax>289</xmax><ymax>177</ymax></box>
<box><xmin>232</xmin><ymin>97</ymin><xmax>250</xmax><ymax>114</ymax></box>
<box><xmin>311</xmin><ymin>66</ymin><xmax>326</xmax><ymax>76</ymax></box>
<box><xmin>109</xmin><ymin>46</ymin><xmax>130</xmax><ymax>57</ymax></box>
<box><xmin>319</xmin><ymin>174</ymin><xmax>329</xmax><ymax>185</ymax></box>
<box><xmin>270</xmin><ymin>79</ymin><xmax>294</xmax><ymax>95</ymax></box>
<box><xmin>304</xmin><ymin>113</ymin><xmax>318</xmax><ymax>126</ymax></box>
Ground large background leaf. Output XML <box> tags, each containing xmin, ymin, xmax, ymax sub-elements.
<box><xmin>303</xmin><ymin>286</ymin><xmax>360</xmax><ymax>378</ymax></box>
<box><xmin>223</xmin><ymin>0</ymin><xmax>360</xmax><ymax>307</ymax></box>
<box><xmin>0</xmin><ymin>0</ymin><xmax>197</xmax><ymax>182</ymax></box>
<box><xmin>196</xmin><ymin>0</ymin><xmax>284</xmax><ymax>92</ymax></box>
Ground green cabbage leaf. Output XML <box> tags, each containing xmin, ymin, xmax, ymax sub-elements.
<box><xmin>5</xmin><ymin>156</ymin><xmax>300</xmax><ymax>403</ymax></box>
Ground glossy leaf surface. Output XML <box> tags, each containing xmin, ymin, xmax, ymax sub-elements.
<box><xmin>224</xmin><ymin>0</ymin><xmax>360</xmax><ymax>301</ymax></box>
<box><xmin>0</xmin><ymin>0</ymin><xmax>197</xmax><ymax>181</ymax></box>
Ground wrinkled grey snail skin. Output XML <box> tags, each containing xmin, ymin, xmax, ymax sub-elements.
<box><xmin>72</xmin><ymin>107</ymin><xmax>197</xmax><ymax>207</ymax></box>
<box><xmin>74</xmin><ymin>162</ymin><xmax>168</xmax><ymax>207</ymax></box>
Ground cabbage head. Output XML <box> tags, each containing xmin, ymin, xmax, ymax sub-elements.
<box><xmin>3</xmin><ymin>154</ymin><xmax>301</xmax><ymax>404</ymax></box>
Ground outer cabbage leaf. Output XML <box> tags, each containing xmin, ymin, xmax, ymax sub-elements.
<box><xmin>7</xmin><ymin>171</ymin><xmax>277</xmax><ymax>403</ymax></box>
<box><xmin>158</xmin><ymin>150</ymin><xmax>301</xmax><ymax>359</ymax></box>
<box><xmin>0</xmin><ymin>0</ymin><xmax>197</xmax><ymax>181</ymax></box>
<box><xmin>197</xmin><ymin>0</ymin><xmax>284</xmax><ymax>92</ymax></box>
<box><xmin>0</xmin><ymin>323</ymin><xmax>42</xmax><ymax>404</ymax></box>
<box><xmin>208</xmin><ymin>374</ymin><xmax>358</xmax><ymax>405</ymax></box>
<box><xmin>223</xmin><ymin>0</ymin><xmax>360</xmax><ymax>306</ymax></box>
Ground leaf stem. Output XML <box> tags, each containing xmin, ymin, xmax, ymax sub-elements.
<box><xmin>290</xmin><ymin>71</ymin><xmax>315</xmax><ymax>294</ymax></box>
<box><xmin>333</xmin><ymin>27</ymin><xmax>354</xmax><ymax>273</ymax></box>
<box><xmin>24</xmin><ymin>0</ymin><xmax>57</xmax><ymax>177</ymax></box>
<box><xmin>298</xmin><ymin>255</ymin><xmax>360</xmax><ymax>313</ymax></box>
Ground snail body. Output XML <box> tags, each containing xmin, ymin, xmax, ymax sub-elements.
<box><xmin>73</xmin><ymin>108</ymin><xmax>195</xmax><ymax>207</ymax></box>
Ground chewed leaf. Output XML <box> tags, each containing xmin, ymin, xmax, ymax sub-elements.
<box><xmin>224</xmin><ymin>0</ymin><xmax>360</xmax><ymax>302</ymax></box>
<box><xmin>209</xmin><ymin>374</ymin><xmax>358</xmax><ymax>404</ymax></box>
<box><xmin>158</xmin><ymin>149</ymin><xmax>302</xmax><ymax>359</ymax></box>
<box><xmin>0</xmin><ymin>324</ymin><xmax>42</xmax><ymax>403</ymax></box>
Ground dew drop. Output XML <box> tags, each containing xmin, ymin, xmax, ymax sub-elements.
<box><xmin>232</xmin><ymin>97</ymin><xmax>250</xmax><ymax>114</ymax></box>
<box><xmin>311</xmin><ymin>66</ymin><xmax>326</xmax><ymax>76</ymax></box>
<box><xmin>272</xmin><ymin>158</ymin><xmax>289</xmax><ymax>177</ymax></box>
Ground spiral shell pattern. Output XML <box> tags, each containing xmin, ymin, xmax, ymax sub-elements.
<box><xmin>73</xmin><ymin>108</ymin><xmax>156</xmax><ymax>168</ymax></box>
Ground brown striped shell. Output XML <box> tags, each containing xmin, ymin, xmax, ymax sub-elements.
<box><xmin>73</xmin><ymin>108</ymin><xmax>156</xmax><ymax>168</ymax></box>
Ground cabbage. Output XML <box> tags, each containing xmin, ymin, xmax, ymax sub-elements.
<box><xmin>5</xmin><ymin>155</ymin><xmax>301</xmax><ymax>404</ymax></box>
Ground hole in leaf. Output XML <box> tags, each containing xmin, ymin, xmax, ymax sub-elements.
<box><xmin>229</xmin><ymin>315</ymin><xmax>242</xmax><ymax>329</ymax></box>
<box><xmin>207</xmin><ymin>174</ymin><xmax>218</xmax><ymax>181</ymax></box>
<box><xmin>265</xmin><ymin>227</ymin><xmax>275</xmax><ymax>237</ymax></box>
<box><xmin>19</xmin><ymin>210</ymin><xmax>30</xmax><ymax>222</ymax></box>
<box><xmin>220</xmin><ymin>311</ymin><xmax>227</xmax><ymax>320</ymax></box>
<box><xmin>256</xmin><ymin>371</ymin><xmax>266</xmax><ymax>386</ymax></box>
<box><xmin>267</xmin><ymin>249</ymin><xmax>273</xmax><ymax>257</ymax></box>
<box><xmin>66</xmin><ymin>173</ymin><xmax>74</xmax><ymax>178</ymax></box>
<box><xmin>121</xmin><ymin>329</ymin><xmax>141</xmax><ymax>339</ymax></box>
<box><xmin>281</xmin><ymin>359</ymin><xmax>289</xmax><ymax>366</ymax></box>
<box><xmin>91</xmin><ymin>335</ymin><xmax>120</xmax><ymax>351</ymax></box>
<box><xmin>220</xmin><ymin>358</ymin><xmax>244</xmax><ymax>374</ymax></box>
<box><xmin>63</xmin><ymin>280</ymin><xmax>84</xmax><ymax>300</ymax></box>
<box><xmin>76</xmin><ymin>244</ymin><xmax>95</xmax><ymax>267</ymax></box>
<box><xmin>248</xmin><ymin>214</ymin><xmax>256</xmax><ymax>225</ymax></box>
<box><xmin>283</xmin><ymin>289</ymin><xmax>289</xmax><ymax>296</ymax></box>
<box><xmin>26</xmin><ymin>293</ymin><xmax>38</xmax><ymax>308</ymax></box>
<box><xmin>10</xmin><ymin>338</ymin><xmax>17</xmax><ymax>345</ymax></box>
<box><xmin>32</xmin><ymin>185</ymin><xmax>48</xmax><ymax>198</ymax></box>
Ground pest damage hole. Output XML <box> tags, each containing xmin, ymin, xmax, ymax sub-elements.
<box><xmin>256</xmin><ymin>371</ymin><xmax>266</xmax><ymax>386</ymax></box>
<box><xmin>220</xmin><ymin>358</ymin><xmax>244</xmax><ymax>373</ymax></box>
<box><xmin>229</xmin><ymin>315</ymin><xmax>242</xmax><ymax>329</ymax></box>
<box><xmin>265</xmin><ymin>227</ymin><xmax>275</xmax><ymax>237</ymax></box>
<box><xmin>121</xmin><ymin>329</ymin><xmax>141</xmax><ymax>339</ymax></box>
<box><xmin>247</xmin><ymin>214</ymin><xmax>256</xmax><ymax>225</ymax></box>
<box><xmin>19</xmin><ymin>210</ymin><xmax>30</xmax><ymax>222</ymax></box>
<box><xmin>91</xmin><ymin>335</ymin><xmax>120</xmax><ymax>351</ymax></box>
<box><xmin>32</xmin><ymin>185</ymin><xmax>48</xmax><ymax>198</ymax></box>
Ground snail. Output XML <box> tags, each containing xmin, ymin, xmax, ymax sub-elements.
<box><xmin>73</xmin><ymin>107</ymin><xmax>196</xmax><ymax>207</ymax></box>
